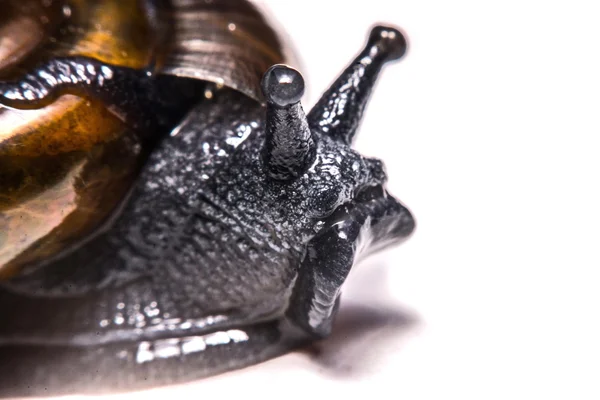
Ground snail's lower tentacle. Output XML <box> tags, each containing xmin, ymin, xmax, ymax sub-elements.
<box><xmin>285</xmin><ymin>188</ymin><xmax>415</xmax><ymax>338</ymax></box>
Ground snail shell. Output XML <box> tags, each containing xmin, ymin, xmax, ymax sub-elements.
<box><xmin>0</xmin><ymin>0</ymin><xmax>288</xmax><ymax>277</ymax></box>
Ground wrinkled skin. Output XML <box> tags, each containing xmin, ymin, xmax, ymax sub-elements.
<box><xmin>0</xmin><ymin>90</ymin><xmax>414</xmax><ymax>396</ymax></box>
<box><xmin>0</xmin><ymin>13</ymin><xmax>414</xmax><ymax>396</ymax></box>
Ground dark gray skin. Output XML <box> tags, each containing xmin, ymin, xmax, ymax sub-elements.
<box><xmin>0</xmin><ymin>26</ymin><xmax>415</xmax><ymax>396</ymax></box>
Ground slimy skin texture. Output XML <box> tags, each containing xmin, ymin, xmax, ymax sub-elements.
<box><xmin>0</xmin><ymin>3</ymin><xmax>415</xmax><ymax>395</ymax></box>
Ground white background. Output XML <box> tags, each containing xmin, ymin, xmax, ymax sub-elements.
<box><xmin>32</xmin><ymin>1</ymin><xmax>600</xmax><ymax>399</ymax></box>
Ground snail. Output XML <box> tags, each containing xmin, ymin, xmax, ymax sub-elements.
<box><xmin>0</xmin><ymin>0</ymin><xmax>415</xmax><ymax>396</ymax></box>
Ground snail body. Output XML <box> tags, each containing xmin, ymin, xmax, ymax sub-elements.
<box><xmin>0</xmin><ymin>0</ymin><xmax>414</xmax><ymax>396</ymax></box>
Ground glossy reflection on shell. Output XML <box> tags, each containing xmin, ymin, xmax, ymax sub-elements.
<box><xmin>0</xmin><ymin>0</ymin><xmax>154</xmax><ymax>276</ymax></box>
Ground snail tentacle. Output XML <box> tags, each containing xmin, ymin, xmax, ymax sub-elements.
<box><xmin>307</xmin><ymin>25</ymin><xmax>408</xmax><ymax>145</ymax></box>
<box><xmin>261</xmin><ymin>65</ymin><xmax>316</xmax><ymax>181</ymax></box>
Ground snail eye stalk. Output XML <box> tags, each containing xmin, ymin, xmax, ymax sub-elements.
<box><xmin>308</xmin><ymin>25</ymin><xmax>407</xmax><ymax>145</ymax></box>
<box><xmin>261</xmin><ymin>64</ymin><xmax>316</xmax><ymax>181</ymax></box>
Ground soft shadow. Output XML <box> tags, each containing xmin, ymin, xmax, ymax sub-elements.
<box><xmin>301</xmin><ymin>263</ymin><xmax>419</xmax><ymax>378</ymax></box>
